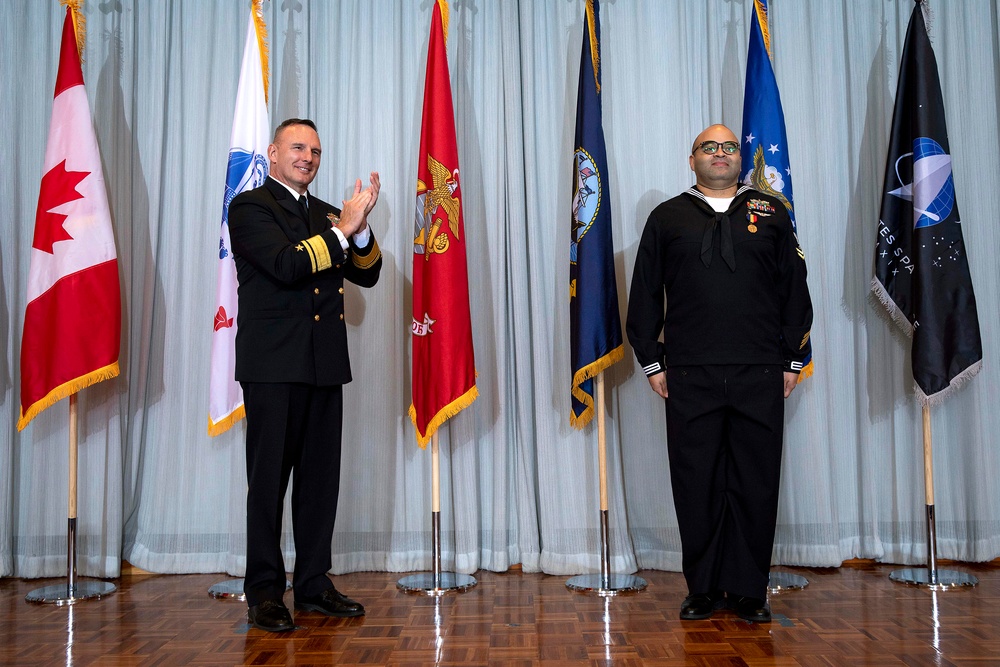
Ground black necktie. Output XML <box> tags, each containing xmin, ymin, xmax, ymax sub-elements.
<box><xmin>701</xmin><ymin>213</ymin><xmax>736</xmax><ymax>271</ymax></box>
<box><xmin>297</xmin><ymin>195</ymin><xmax>309</xmax><ymax>222</ymax></box>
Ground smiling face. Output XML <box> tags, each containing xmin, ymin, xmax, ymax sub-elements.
<box><xmin>689</xmin><ymin>124</ymin><xmax>742</xmax><ymax>193</ymax></box>
<box><xmin>268</xmin><ymin>122</ymin><xmax>322</xmax><ymax>194</ymax></box>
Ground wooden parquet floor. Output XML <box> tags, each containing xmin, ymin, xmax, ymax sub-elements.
<box><xmin>1</xmin><ymin>562</ymin><xmax>998</xmax><ymax>666</ymax></box>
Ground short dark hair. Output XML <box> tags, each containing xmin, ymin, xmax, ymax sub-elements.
<box><xmin>273</xmin><ymin>118</ymin><xmax>318</xmax><ymax>142</ymax></box>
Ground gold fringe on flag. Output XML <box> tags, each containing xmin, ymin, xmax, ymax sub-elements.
<box><xmin>754</xmin><ymin>0</ymin><xmax>771</xmax><ymax>58</ymax></box>
<box><xmin>585</xmin><ymin>0</ymin><xmax>600</xmax><ymax>94</ymax></box>
<box><xmin>409</xmin><ymin>384</ymin><xmax>478</xmax><ymax>449</ymax></box>
<box><xmin>569</xmin><ymin>345</ymin><xmax>623</xmax><ymax>429</ymax></box>
<box><xmin>251</xmin><ymin>0</ymin><xmax>270</xmax><ymax>104</ymax></box>
<box><xmin>207</xmin><ymin>405</ymin><xmax>246</xmax><ymax>437</ymax></box>
<box><xmin>437</xmin><ymin>0</ymin><xmax>450</xmax><ymax>47</ymax></box>
<box><xmin>17</xmin><ymin>362</ymin><xmax>119</xmax><ymax>431</ymax></box>
<box><xmin>59</xmin><ymin>0</ymin><xmax>86</xmax><ymax>62</ymax></box>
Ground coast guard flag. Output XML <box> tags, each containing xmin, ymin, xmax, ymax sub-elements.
<box><xmin>19</xmin><ymin>7</ymin><xmax>121</xmax><ymax>430</ymax></box>
<box><xmin>872</xmin><ymin>1</ymin><xmax>981</xmax><ymax>402</ymax></box>
<box><xmin>570</xmin><ymin>0</ymin><xmax>622</xmax><ymax>428</ymax></box>
<box><xmin>207</xmin><ymin>3</ymin><xmax>270</xmax><ymax>435</ymax></box>
<box><xmin>410</xmin><ymin>0</ymin><xmax>478</xmax><ymax>448</ymax></box>
<box><xmin>740</xmin><ymin>0</ymin><xmax>813</xmax><ymax>380</ymax></box>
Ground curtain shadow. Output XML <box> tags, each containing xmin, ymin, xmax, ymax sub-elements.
<box><xmin>0</xmin><ymin>241</ymin><xmax>11</xmax><ymax>576</ymax></box>
<box><xmin>342</xmin><ymin>215</ymin><xmax>390</xmax><ymax>330</ymax></box>
<box><xmin>554</xmin><ymin>7</ymin><xmax>584</xmax><ymax>427</ymax></box>
<box><xmin>93</xmin><ymin>9</ymin><xmax>165</xmax><ymax>550</ymax></box>
<box><xmin>840</xmin><ymin>19</ymin><xmax>912</xmax><ymax>420</ymax></box>
<box><xmin>616</xmin><ymin>188</ymin><xmax>674</xmax><ymax>564</ymax></box>
<box><xmin>275</xmin><ymin>0</ymin><xmax>303</xmax><ymax>122</ymax></box>
<box><xmin>451</xmin><ymin>0</ymin><xmax>500</xmax><ymax>447</ymax></box>
<box><xmin>599</xmin><ymin>12</ymin><xmax>635</xmax><ymax>402</ymax></box>
<box><xmin>721</xmin><ymin>0</ymin><xmax>746</xmax><ymax>131</ymax></box>
<box><xmin>0</xmin><ymin>246</ymin><xmax>10</xmax><ymax>397</ymax></box>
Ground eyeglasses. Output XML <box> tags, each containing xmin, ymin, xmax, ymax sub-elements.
<box><xmin>695</xmin><ymin>140</ymin><xmax>740</xmax><ymax>155</ymax></box>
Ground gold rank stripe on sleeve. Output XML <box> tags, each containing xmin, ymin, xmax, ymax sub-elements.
<box><xmin>352</xmin><ymin>238</ymin><xmax>382</xmax><ymax>270</ymax></box>
<box><xmin>302</xmin><ymin>234</ymin><xmax>332</xmax><ymax>273</ymax></box>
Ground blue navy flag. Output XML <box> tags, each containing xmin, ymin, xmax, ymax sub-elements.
<box><xmin>872</xmin><ymin>1</ymin><xmax>982</xmax><ymax>402</ymax></box>
<box><xmin>570</xmin><ymin>0</ymin><xmax>622</xmax><ymax>428</ymax></box>
<box><xmin>740</xmin><ymin>0</ymin><xmax>813</xmax><ymax>379</ymax></box>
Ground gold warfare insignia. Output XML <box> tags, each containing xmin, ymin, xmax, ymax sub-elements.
<box><xmin>414</xmin><ymin>155</ymin><xmax>461</xmax><ymax>260</ymax></box>
<box><xmin>746</xmin><ymin>145</ymin><xmax>792</xmax><ymax>213</ymax></box>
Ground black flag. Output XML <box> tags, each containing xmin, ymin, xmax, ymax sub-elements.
<box><xmin>872</xmin><ymin>1</ymin><xmax>982</xmax><ymax>402</ymax></box>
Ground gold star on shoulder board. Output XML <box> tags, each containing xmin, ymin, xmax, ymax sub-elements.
<box><xmin>295</xmin><ymin>244</ymin><xmax>304</xmax><ymax>251</ymax></box>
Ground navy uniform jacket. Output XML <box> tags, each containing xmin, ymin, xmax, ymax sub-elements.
<box><xmin>626</xmin><ymin>185</ymin><xmax>811</xmax><ymax>376</ymax></box>
<box><xmin>229</xmin><ymin>177</ymin><xmax>382</xmax><ymax>386</ymax></box>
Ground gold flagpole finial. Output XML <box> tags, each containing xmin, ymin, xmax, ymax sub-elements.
<box><xmin>59</xmin><ymin>0</ymin><xmax>86</xmax><ymax>63</ymax></box>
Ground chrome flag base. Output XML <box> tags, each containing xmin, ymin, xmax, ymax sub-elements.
<box><xmin>768</xmin><ymin>571</ymin><xmax>809</xmax><ymax>592</ymax></box>
<box><xmin>26</xmin><ymin>580</ymin><xmax>117</xmax><ymax>606</ymax></box>
<box><xmin>889</xmin><ymin>568</ymin><xmax>978</xmax><ymax>590</ymax></box>
<box><xmin>566</xmin><ymin>573</ymin><xmax>647</xmax><ymax>597</ymax></box>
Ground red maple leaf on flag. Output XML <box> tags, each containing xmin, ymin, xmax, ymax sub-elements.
<box><xmin>33</xmin><ymin>159</ymin><xmax>89</xmax><ymax>254</ymax></box>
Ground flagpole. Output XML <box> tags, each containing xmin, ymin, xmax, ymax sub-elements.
<box><xmin>566</xmin><ymin>373</ymin><xmax>646</xmax><ymax>596</ymax></box>
<box><xmin>397</xmin><ymin>433</ymin><xmax>477</xmax><ymax>595</ymax></box>
<box><xmin>923</xmin><ymin>404</ymin><xmax>937</xmax><ymax>580</ymax></box>
<box><xmin>597</xmin><ymin>374</ymin><xmax>610</xmax><ymax>588</ymax></box>
<box><xmin>26</xmin><ymin>394</ymin><xmax>117</xmax><ymax>605</ymax></box>
<box><xmin>432</xmin><ymin>433</ymin><xmax>442</xmax><ymax>587</ymax></box>
<box><xmin>889</xmin><ymin>404</ymin><xmax>977</xmax><ymax>589</ymax></box>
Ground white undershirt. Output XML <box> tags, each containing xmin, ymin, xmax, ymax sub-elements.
<box><xmin>704</xmin><ymin>196</ymin><xmax>734</xmax><ymax>213</ymax></box>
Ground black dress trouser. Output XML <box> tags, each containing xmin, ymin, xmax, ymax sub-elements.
<box><xmin>241</xmin><ymin>381</ymin><xmax>343</xmax><ymax>607</ymax></box>
<box><xmin>665</xmin><ymin>364</ymin><xmax>785</xmax><ymax>601</ymax></box>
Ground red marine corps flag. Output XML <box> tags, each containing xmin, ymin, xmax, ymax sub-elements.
<box><xmin>410</xmin><ymin>0</ymin><xmax>477</xmax><ymax>448</ymax></box>
<box><xmin>19</xmin><ymin>5</ymin><xmax>121</xmax><ymax>430</ymax></box>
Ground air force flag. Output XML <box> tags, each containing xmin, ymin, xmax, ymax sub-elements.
<box><xmin>740</xmin><ymin>0</ymin><xmax>813</xmax><ymax>380</ymax></box>
<box><xmin>872</xmin><ymin>1</ymin><xmax>982</xmax><ymax>402</ymax></box>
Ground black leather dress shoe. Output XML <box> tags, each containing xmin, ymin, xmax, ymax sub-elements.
<box><xmin>295</xmin><ymin>588</ymin><xmax>365</xmax><ymax>618</ymax></box>
<box><xmin>679</xmin><ymin>592</ymin><xmax>726</xmax><ymax>620</ymax></box>
<box><xmin>248</xmin><ymin>599</ymin><xmax>295</xmax><ymax>632</ymax></box>
<box><xmin>731</xmin><ymin>596</ymin><xmax>772</xmax><ymax>623</ymax></box>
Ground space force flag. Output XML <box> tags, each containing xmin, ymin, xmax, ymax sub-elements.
<box><xmin>740</xmin><ymin>0</ymin><xmax>813</xmax><ymax>380</ymax></box>
<box><xmin>19</xmin><ymin>5</ymin><xmax>121</xmax><ymax>430</ymax></box>
<box><xmin>872</xmin><ymin>1</ymin><xmax>982</xmax><ymax>402</ymax></box>
<box><xmin>410</xmin><ymin>0</ymin><xmax>478</xmax><ymax>448</ymax></box>
<box><xmin>570</xmin><ymin>0</ymin><xmax>623</xmax><ymax>428</ymax></box>
<box><xmin>207</xmin><ymin>1</ymin><xmax>270</xmax><ymax>435</ymax></box>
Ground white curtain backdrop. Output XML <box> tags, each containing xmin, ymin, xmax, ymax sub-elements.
<box><xmin>2</xmin><ymin>0</ymin><xmax>998</xmax><ymax>579</ymax></box>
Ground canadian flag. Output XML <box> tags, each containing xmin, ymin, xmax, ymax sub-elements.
<box><xmin>18</xmin><ymin>8</ymin><xmax>121</xmax><ymax>430</ymax></box>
